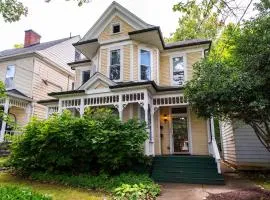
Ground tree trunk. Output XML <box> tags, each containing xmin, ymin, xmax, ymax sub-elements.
<box><xmin>249</xmin><ymin>121</ymin><xmax>270</xmax><ymax>152</ymax></box>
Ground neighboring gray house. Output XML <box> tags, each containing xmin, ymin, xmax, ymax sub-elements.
<box><xmin>220</xmin><ymin>121</ymin><xmax>270</xmax><ymax>169</ymax></box>
<box><xmin>0</xmin><ymin>30</ymin><xmax>79</xmax><ymax>141</ymax></box>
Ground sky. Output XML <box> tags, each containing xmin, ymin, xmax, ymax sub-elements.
<box><xmin>0</xmin><ymin>0</ymin><xmax>258</xmax><ymax>51</ymax></box>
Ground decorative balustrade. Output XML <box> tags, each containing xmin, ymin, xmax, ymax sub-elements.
<box><xmin>61</xmin><ymin>99</ymin><xmax>81</xmax><ymax>108</ymax></box>
<box><xmin>153</xmin><ymin>95</ymin><xmax>188</xmax><ymax>107</ymax></box>
<box><xmin>84</xmin><ymin>95</ymin><xmax>119</xmax><ymax>107</ymax></box>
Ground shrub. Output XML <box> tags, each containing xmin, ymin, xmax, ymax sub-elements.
<box><xmin>30</xmin><ymin>172</ymin><xmax>160</xmax><ymax>199</ymax></box>
<box><xmin>0</xmin><ymin>185</ymin><xmax>51</xmax><ymax>200</ymax></box>
<box><xmin>9</xmin><ymin>108</ymin><xmax>149</xmax><ymax>174</ymax></box>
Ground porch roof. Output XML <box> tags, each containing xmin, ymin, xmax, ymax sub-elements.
<box><xmin>6</xmin><ymin>89</ymin><xmax>32</xmax><ymax>102</ymax></box>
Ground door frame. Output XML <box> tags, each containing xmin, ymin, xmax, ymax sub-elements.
<box><xmin>169</xmin><ymin>106</ymin><xmax>192</xmax><ymax>155</ymax></box>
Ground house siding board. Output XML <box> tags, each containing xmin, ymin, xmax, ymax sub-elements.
<box><xmin>159</xmin><ymin>55</ymin><xmax>170</xmax><ymax>86</ymax></box>
<box><xmin>9</xmin><ymin>107</ymin><xmax>28</xmax><ymax>127</ymax></box>
<box><xmin>98</xmin><ymin>16</ymin><xmax>135</xmax><ymax>42</ymax></box>
<box><xmin>100</xmin><ymin>49</ymin><xmax>108</xmax><ymax>75</ymax></box>
<box><xmin>234</xmin><ymin>124</ymin><xmax>270</xmax><ymax>167</ymax></box>
<box><xmin>190</xmin><ymin>111</ymin><xmax>208</xmax><ymax>155</ymax></box>
<box><xmin>160</xmin><ymin>107</ymin><xmax>170</xmax><ymax>155</ymax></box>
<box><xmin>220</xmin><ymin>121</ymin><xmax>237</xmax><ymax>165</ymax></box>
<box><xmin>123</xmin><ymin>45</ymin><xmax>130</xmax><ymax>81</ymax></box>
<box><xmin>186</xmin><ymin>51</ymin><xmax>202</xmax><ymax>80</ymax></box>
<box><xmin>133</xmin><ymin>44</ymin><xmax>138</xmax><ymax>81</ymax></box>
<box><xmin>38</xmin><ymin>36</ymin><xmax>80</xmax><ymax>73</ymax></box>
<box><xmin>0</xmin><ymin>57</ymin><xmax>34</xmax><ymax>97</ymax></box>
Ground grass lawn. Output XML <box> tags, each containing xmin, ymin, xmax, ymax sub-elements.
<box><xmin>0</xmin><ymin>172</ymin><xmax>105</xmax><ymax>200</ymax></box>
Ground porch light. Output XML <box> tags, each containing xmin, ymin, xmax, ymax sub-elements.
<box><xmin>163</xmin><ymin>115</ymin><xmax>168</xmax><ymax>123</ymax></box>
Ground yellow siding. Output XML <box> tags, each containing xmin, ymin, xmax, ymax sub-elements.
<box><xmin>95</xmin><ymin>82</ymin><xmax>106</xmax><ymax>89</ymax></box>
<box><xmin>160</xmin><ymin>107</ymin><xmax>171</xmax><ymax>155</ymax></box>
<box><xmin>9</xmin><ymin>107</ymin><xmax>28</xmax><ymax>127</ymax></box>
<box><xmin>159</xmin><ymin>55</ymin><xmax>170</xmax><ymax>86</ymax></box>
<box><xmin>0</xmin><ymin>57</ymin><xmax>34</xmax><ymax>97</ymax></box>
<box><xmin>187</xmin><ymin>51</ymin><xmax>202</xmax><ymax>80</ymax></box>
<box><xmin>123</xmin><ymin>45</ymin><xmax>130</xmax><ymax>81</ymax></box>
<box><xmin>98</xmin><ymin>16</ymin><xmax>135</xmax><ymax>42</ymax></box>
<box><xmin>133</xmin><ymin>44</ymin><xmax>138</xmax><ymax>81</ymax></box>
<box><xmin>152</xmin><ymin>49</ymin><xmax>158</xmax><ymax>82</ymax></box>
<box><xmin>100</xmin><ymin>49</ymin><xmax>108</xmax><ymax>76</ymax></box>
<box><xmin>190</xmin><ymin>111</ymin><xmax>209</xmax><ymax>155</ymax></box>
<box><xmin>32</xmin><ymin>58</ymin><xmax>73</xmax><ymax>119</ymax></box>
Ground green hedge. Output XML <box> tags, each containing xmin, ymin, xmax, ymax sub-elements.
<box><xmin>30</xmin><ymin>172</ymin><xmax>160</xmax><ymax>200</ymax></box>
<box><xmin>9</xmin><ymin>108</ymin><xmax>149</xmax><ymax>174</ymax></box>
<box><xmin>0</xmin><ymin>185</ymin><xmax>51</xmax><ymax>200</ymax></box>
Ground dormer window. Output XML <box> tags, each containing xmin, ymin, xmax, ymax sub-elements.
<box><xmin>112</xmin><ymin>23</ymin><xmax>120</xmax><ymax>34</ymax></box>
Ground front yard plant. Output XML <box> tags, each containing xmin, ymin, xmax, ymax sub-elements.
<box><xmin>0</xmin><ymin>185</ymin><xmax>51</xmax><ymax>200</ymax></box>
<box><xmin>9</xmin><ymin>108</ymin><xmax>149</xmax><ymax>174</ymax></box>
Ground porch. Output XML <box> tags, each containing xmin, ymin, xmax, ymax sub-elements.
<box><xmin>0</xmin><ymin>90</ymin><xmax>32</xmax><ymax>142</ymax></box>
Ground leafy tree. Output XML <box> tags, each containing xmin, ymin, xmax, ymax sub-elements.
<box><xmin>168</xmin><ymin>0</ymin><xmax>224</xmax><ymax>42</ymax></box>
<box><xmin>185</xmin><ymin>3</ymin><xmax>270</xmax><ymax>150</ymax></box>
<box><xmin>13</xmin><ymin>43</ymin><xmax>23</xmax><ymax>49</ymax></box>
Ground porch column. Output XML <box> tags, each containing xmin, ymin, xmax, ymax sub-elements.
<box><xmin>26</xmin><ymin>103</ymin><xmax>33</xmax><ymax>123</ymax></box>
<box><xmin>58</xmin><ymin>100</ymin><xmax>62</xmax><ymax>114</ymax></box>
<box><xmin>0</xmin><ymin>98</ymin><xmax>9</xmax><ymax>142</ymax></box>
<box><xmin>118</xmin><ymin>94</ymin><xmax>123</xmax><ymax>121</ymax></box>
<box><xmin>80</xmin><ymin>98</ymin><xmax>84</xmax><ymax>116</ymax></box>
<box><xmin>143</xmin><ymin>92</ymin><xmax>150</xmax><ymax>155</ymax></box>
<box><xmin>150</xmin><ymin>105</ymin><xmax>155</xmax><ymax>156</ymax></box>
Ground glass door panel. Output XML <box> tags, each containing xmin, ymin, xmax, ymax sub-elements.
<box><xmin>172</xmin><ymin>116</ymin><xmax>189</xmax><ymax>153</ymax></box>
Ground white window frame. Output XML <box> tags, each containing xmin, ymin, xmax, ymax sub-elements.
<box><xmin>107</xmin><ymin>46</ymin><xmax>123</xmax><ymax>82</ymax></box>
<box><xmin>5</xmin><ymin>65</ymin><xmax>16</xmax><ymax>89</ymax></box>
<box><xmin>138</xmin><ymin>46</ymin><xmax>153</xmax><ymax>82</ymax></box>
<box><xmin>80</xmin><ymin>68</ymin><xmax>91</xmax><ymax>86</ymax></box>
<box><xmin>170</xmin><ymin>53</ymin><xmax>187</xmax><ymax>86</ymax></box>
<box><xmin>111</xmin><ymin>22</ymin><xmax>121</xmax><ymax>35</ymax></box>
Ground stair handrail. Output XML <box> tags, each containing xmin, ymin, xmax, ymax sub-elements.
<box><xmin>210</xmin><ymin>117</ymin><xmax>221</xmax><ymax>174</ymax></box>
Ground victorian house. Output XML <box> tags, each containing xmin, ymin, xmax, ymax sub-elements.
<box><xmin>39</xmin><ymin>2</ymin><xmax>224</xmax><ymax>184</ymax></box>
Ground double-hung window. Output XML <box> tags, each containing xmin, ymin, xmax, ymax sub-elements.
<box><xmin>172</xmin><ymin>56</ymin><xmax>185</xmax><ymax>86</ymax></box>
<box><xmin>140</xmin><ymin>49</ymin><xmax>151</xmax><ymax>81</ymax></box>
<box><xmin>5</xmin><ymin>65</ymin><xmax>15</xmax><ymax>89</ymax></box>
<box><xmin>110</xmin><ymin>49</ymin><xmax>121</xmax><ymax>81</ymax></box>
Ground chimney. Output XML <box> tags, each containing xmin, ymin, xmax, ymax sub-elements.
<box><xmin>24</xmin><ymin>30</ymin><xmax>41</xmax><ymax>48</ymax></box>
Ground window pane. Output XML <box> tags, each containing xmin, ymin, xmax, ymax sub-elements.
<box><xmin>82</xmin><ymin>70</ymin><xmax>90</xmax><ymax>84</ymax></box>
<box><xmin>110</xmin><ymin>49</ymin><xmax>121</xmax><ymax>80</ymax></box>
<box><xmin>5</xmin><ymin>65</ymin><xmax>15</xmax><ymax>88</ymax></box>
<box><xmin>140</xmin><ymin>50</ymin><xmax>151</xmax><ymax>80</ymax></box>
<box><xmin>172</xmin><ymin>57</ymin><xmax>184</xmax><ymax>86</ymax></box>
<box><xmin>110</xmin><ymin>65</ymin><xmax>120</xmax><ymax>80</ymax></box>
<box><xmin>141</xmin><ymin>65</ymin><xmax>150</xmax><ymax>80</ymax></box>
<box><xmin>111</xmin><ymin>50</ymin><xmax>120</xmax><ymax>65</ymax></box>
<box><xmin>6</xmin><ymin>65</ymin><xmax>15</xmax><ymax>78</ymax></box>
<box><xmin>140</xmin><ymin>50</ymin><xmax>150</xmax><ymax>66</ymax></box>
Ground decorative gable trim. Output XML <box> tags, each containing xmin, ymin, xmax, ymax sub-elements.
<box><xmin>80</xmin><ymin>1</ymin><xmax>153</xmax><ymax>42</ymax></box>
<box><xmin>78</xmin><ymin>72</ymin><xmax>116</xmax><ymax>90</ymax></box>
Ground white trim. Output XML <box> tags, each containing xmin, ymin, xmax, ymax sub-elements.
<box><xmin>130</xmin><ymin>44</ymin><xmax>134</xmax><ymax>81</ymax></box>
<box><xmin>98</xmin><ymin>49</ymin><xmax>101</xmax><ymax>72</ymax></box>
<box><xmin>107</xmin><ymin>46</ymin><xmax>124</xmax><ymax>82</ymax></box>
<box><xmin>170</xmin><ymin>53</ymin><xmax>187</xmax><ymax>86</ymax></box>
<box><xmin>161</xmin><ymin>48</ymin><xmax>204</xmax><ymax>56</ymax></box>
<box><xmin>187</xmin><ymin>106</ymin><xmax>193</xmax><ymax>154</ymax></box>
<box><xmin>157</xmin><ymin>108</ymin><xmax>161</xmax><ymax>155</ymax></box>
<box><xmin>111</xmin><ymin>21</ymin><xmax>122</xmax><ymax>35</ymax></box>
<box><xmin>170</xmin><ymin>106</ymin><xmax>192</xmax><ymax>154</ymax></box>
<box><xmin>100</xmin><ymin>39</ymin><xmax>133</xmax><ymax>49</ymax></box>
<box><xmin>138</xmin><ymin>46</ymin><xmax>153</xmax><ymax>82</ymax></box>
<box><xmin>80</xmin><ymin>2</ymin><xmax>152</xmax><ymax>41</ymax></box>
<box><xmin>79</xmin><ymin>72</ymin><xmax>116</xmax><ymax>90</ymax></box>
<box><xmin>156</xmin><ymin>49</ymin><xmax>160</xmax><ymax>85</ymax></box>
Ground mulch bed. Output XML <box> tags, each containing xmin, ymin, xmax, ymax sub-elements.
<box><xmin>207</xmin><ymin>187</ymin><xmax>270</xmax><ymax>200</ymax></box>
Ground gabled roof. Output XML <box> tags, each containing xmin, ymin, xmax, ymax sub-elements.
<box><xmin>0</xmin><ymin>37</ymin><xmax>76</xmax><ymax>59</ymax></box>
<box><xmin>79</xmin><ymin>1</ymin><xmax>154</xmax><ymax>42</ymax></box>
<box><xmin>6</xmin><ymin>89</ymin><xmax>32</xmax><ymax>101</ymax></box>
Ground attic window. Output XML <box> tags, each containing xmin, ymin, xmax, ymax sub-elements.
<box><xmin>112</xmin><ymin>23</ymin><xmax>120</xmax><ymax>34</ymax></box>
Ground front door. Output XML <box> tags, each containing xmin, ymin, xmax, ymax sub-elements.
<box><xmin>172</xmin><ymin>115</ymin><xmax>189</xmax><ymax>154</ymax></box>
